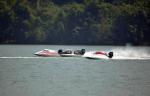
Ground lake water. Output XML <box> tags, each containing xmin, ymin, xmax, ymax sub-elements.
<box><xmin>0</xmin><ymin>45</ymin><xmax>150</xmax><ymax>96</ymax></box>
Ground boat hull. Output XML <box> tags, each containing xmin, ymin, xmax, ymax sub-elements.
<box><xmin>83</xmin><ymin>51</ymin><xmax>110</xmax><ymax>59</ymax></box>
<box><xmin>34</xmin><ymin>49</ymin><xmax>59</xmax><ymax>57</ymax></box>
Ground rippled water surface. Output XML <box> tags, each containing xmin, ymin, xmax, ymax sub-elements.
<box><xmin>0</xmin><ymin>45</ymin><xmax>150</xmax><ymax>96</ymax></box>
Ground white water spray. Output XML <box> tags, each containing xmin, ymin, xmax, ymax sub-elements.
<box><xmin>111</xmin><ymin>47</ymin><xmax>150</xmax><ymax>60</ymax></box>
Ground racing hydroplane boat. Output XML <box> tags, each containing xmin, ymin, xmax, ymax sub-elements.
<box><xmin>34</xmin><ymin>49</ymin><xmax>85</xmax><ymax>57</ymax></box>
<box><xmin>83</xmin><ymin>51</ymin><xmax>113</xmax><ymax>59</ymax></box>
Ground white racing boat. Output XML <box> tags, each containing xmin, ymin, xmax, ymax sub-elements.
<box><xmin>83</xmin><ymin>51</ymin><xmax>113</xmax><ymax>59</ymax></box>
<box><xmin>34</xmin><ymin>49</ymin><xmax>86</xmax><ymax>57</ymax></box>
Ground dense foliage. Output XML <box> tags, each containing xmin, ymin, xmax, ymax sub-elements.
<box><xmin>0</xmin><ymin>0</ymin><xmax>150</xmax><ymax>45</ymax></box>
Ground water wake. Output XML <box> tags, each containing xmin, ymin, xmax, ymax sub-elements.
<box><xmin>0</xmin><ymin>57</ymin><xmax>53</xmax><ymax>59</ymax></box>
<box><xmin>111</xmin><ymin>47</ymin><xmax>150</xmax><ymax>60</ymax></box>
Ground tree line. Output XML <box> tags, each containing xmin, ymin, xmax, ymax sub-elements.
<box><xmin>0</xmin><ymin>0</ymin><xmax>150</xmax><ymax>45</ymax></box>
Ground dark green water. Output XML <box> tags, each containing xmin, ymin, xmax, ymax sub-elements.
<box><xmin>0</xmin><ymin>45</ymin><xmax>150</xmax><ymax>96</ymax></box>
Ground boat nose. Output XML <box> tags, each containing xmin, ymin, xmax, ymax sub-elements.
<box><xmin>34</xmin><ymin>51</ymin><xmax>41</xmax><ymax>55</ymax></box>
